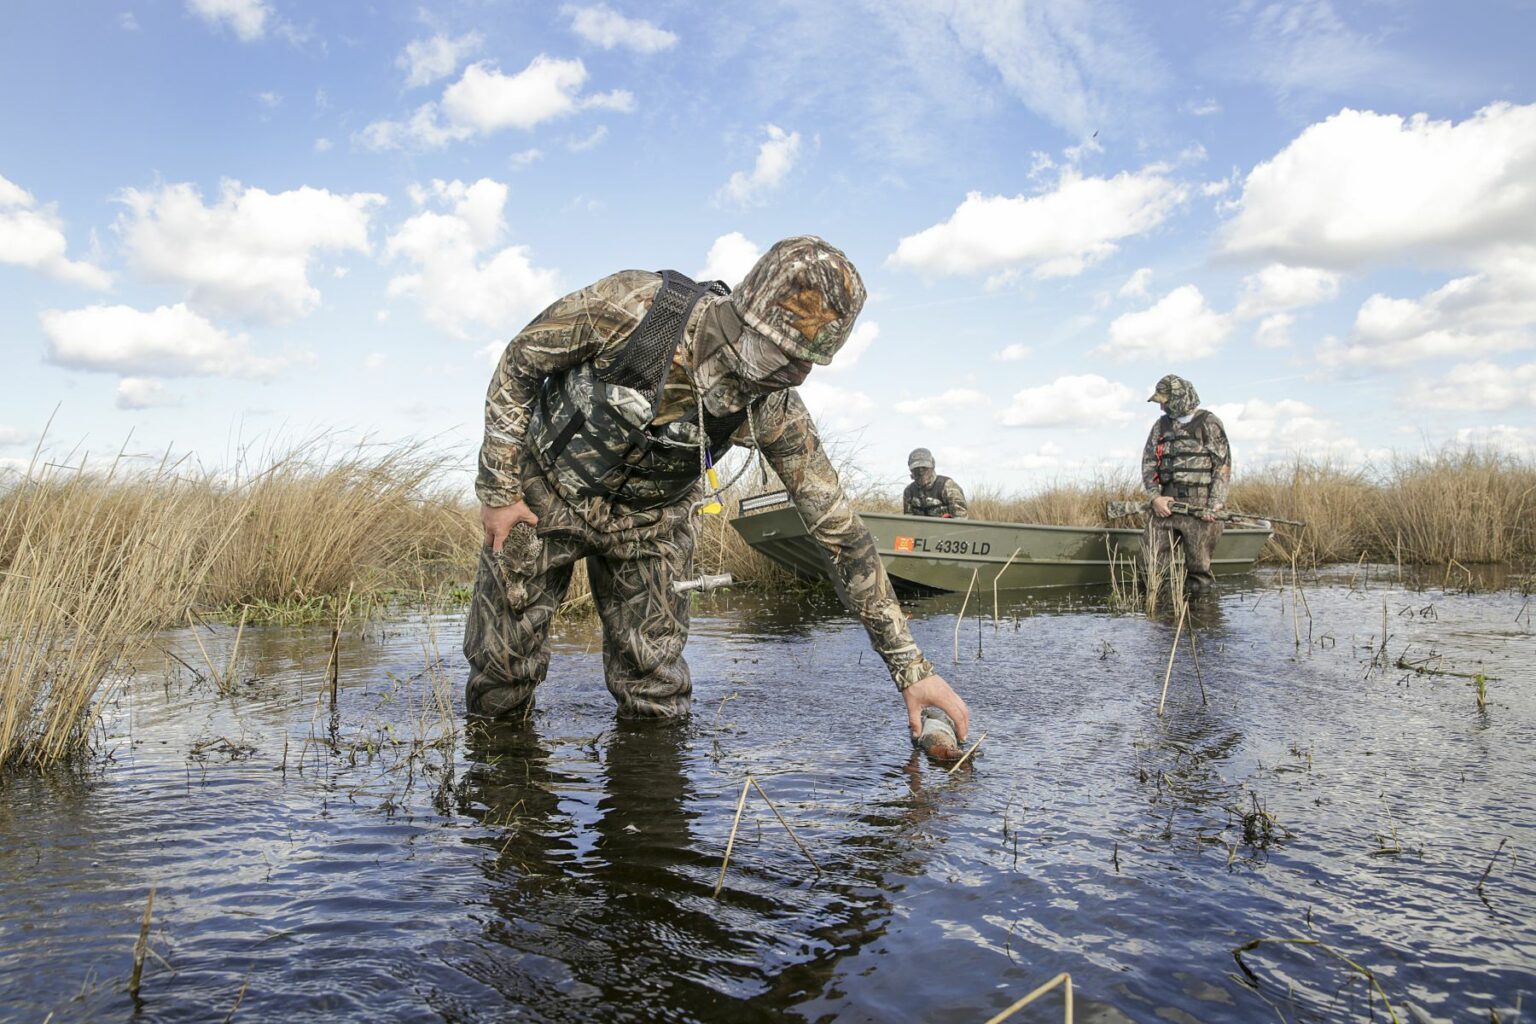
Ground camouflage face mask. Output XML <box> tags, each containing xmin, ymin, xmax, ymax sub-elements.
<box><xmin>692</xmin><ymin>300</ymin><xmax>812</xmax><ymax>415</ymax></box>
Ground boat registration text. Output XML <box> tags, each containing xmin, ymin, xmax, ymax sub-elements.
<box><xmin>893</xmin><ymin>536</ymin><xmax>993</xmax><ymax>556</ymax></box>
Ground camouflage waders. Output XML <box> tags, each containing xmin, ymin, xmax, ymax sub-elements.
<box><xmin>464</xmin><ymin>490</ymin><xmax>697</xmax><ymax>719</ymax></box>
<box><xmin>1144</xmin><ymin>513</ymin><xmax>1225</xmax><ymax>596</ymax></box>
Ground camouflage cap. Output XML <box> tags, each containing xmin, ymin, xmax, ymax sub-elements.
<box><xmin>733</xmin><ymin>236</ymin><xmax>867</xmax><ymax>365</ymax></box>
<box><xmin>907</xmin><ymin>447</ymin><xmax>935</xmax><ymax>470</ymax></box>
<box><xmin>1148</xmin><ymin>374</ymin><xmax>1200</xmax><ymax>418</ymax></box>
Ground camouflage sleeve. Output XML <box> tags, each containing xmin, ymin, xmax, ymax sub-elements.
<box><xmin>1205</xmin><ymin>414</ymin><xmax>1232</xmax><ymax>507</ymax></box>
<box><xmin>476</xmin><ymin>271</ymin><xmax>656</xmax><ymax>506</ymax></box>
<box><xmin>901</xmin><ymin>483</ymin><xmax>917</xmax><ymax>516</ymax></box>
<box><xmin>1141</xmin><ymin>422</ymin><xmax>1162</xmax><ymax>497</ymax></box>
<box><xmin>738</xmin><ymin>390</ymin><xmax>935</xmax><ymax>690</ymax></box>
<box><xmin>943</xmin><ymin>478</ymin><xmax>969</xmax><ymax>519</ymax></box>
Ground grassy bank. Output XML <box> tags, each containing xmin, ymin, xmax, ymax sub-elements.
<box><xmin>3</xmin><ymin>443</ymin><xmax>1530</xmax><ymax>767</ymax></box>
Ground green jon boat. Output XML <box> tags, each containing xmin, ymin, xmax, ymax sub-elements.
<box><xmin>729</xmin><ymin>491</ymin><xmax>1272</xmax><ymax>593</ymax></box>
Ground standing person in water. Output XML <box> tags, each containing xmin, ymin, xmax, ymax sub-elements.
<box><xmin>901</xmin><ymin>448</ymin><xmax>969</xmax><ymax>519</ymax></box>
<box><xmin>466</xmin><ymin>236</ymin><xmax>970</xmax><ymax>748</ymax></box>
<box><xmin>1140</xmin><ymin>374</ymin><xmax>1232</xmax><ymax>597</ymax></box>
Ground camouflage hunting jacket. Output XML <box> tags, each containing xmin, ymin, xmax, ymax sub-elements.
<box><xmin>1141</xmin><ymin>410</ymin><xmax>1231</xmax><ymax>506</ymax></box>
<box><xmin>902</xmin><ymin>475</ymin><xmax>969</xmax><ymax>518</ymax></box>
<box><xmin>478</xmin><ymin>270</ymin><xmax>935</xmax><ymax>690</ymax></box>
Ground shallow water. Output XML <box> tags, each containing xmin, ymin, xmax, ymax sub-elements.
<box><xmin>2</xmin><ymin>569</ymin><xmax>1534</xmax><ymax>1022</ymax></box>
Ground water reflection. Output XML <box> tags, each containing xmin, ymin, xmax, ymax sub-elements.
<box><xmin>456</xmin><ymin>719</ymin><xmax>915</xmax><ymax>1021</ymax></box>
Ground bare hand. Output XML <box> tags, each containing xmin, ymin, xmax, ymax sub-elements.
<box><xmin>1151</xmin><ymin>496</ymin><xmax>1174</xmax><ymax>518</ymax></box>
<box><xmin>481</xmin><ymin>501</ymin><xmax>538</xmax><ymax>552</ymax></box>
<box><xmin>901</xmin><ymin>674</ymin><xmax>970</xmax><ymax>742</ymax></box>
<box><xmin>1201</xmin><ymin>502</ymin><xmax>1222</xmax><ymax>524</ymax></box>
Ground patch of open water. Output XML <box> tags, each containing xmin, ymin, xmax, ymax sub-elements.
<box><xmin>1</xmin><ymin>568</ymin><xmax>1533</xmax><ymax>1022</ymax></box>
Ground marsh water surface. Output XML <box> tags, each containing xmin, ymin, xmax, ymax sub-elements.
<box><xmin>2</xmin><ymin>569</ymin><xmax>1533</xmax><ymax>1022</ymax></box>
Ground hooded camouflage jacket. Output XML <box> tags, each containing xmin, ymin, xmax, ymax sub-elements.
<box><xmin>477</xmin><ymin>270</ymin><xmax>935</xmax><ymax>690</ymax></box>
<box><xmin>1140</xmin><ymin>410</ymin><xmax>1231</xmax><ymax>506</ymax></box>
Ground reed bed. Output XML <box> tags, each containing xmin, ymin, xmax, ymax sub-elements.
<box><xmin>860</xmin><ymin>449</ymin><xmax>1536</xmax><ymax>568</ymax></box>
<box><xmin>4</xmin><ymin>440</ymin><xmax>1530</xmax><ymax>768</ymax></box>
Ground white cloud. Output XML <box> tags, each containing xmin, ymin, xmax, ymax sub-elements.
<box><xmin>1208</xmin><ymin>396</ymin><xmax>1367</xmax><ymax>465</ymax></box>
<box><xmin>116</xmin><ymin>180</ymin><xmax>384</xmax><ymax>324</ymax></box>
<box><xmin>992</xmin><ymin>343</ymin><xmax>1031</xmax><ymax>362</ymax></box>
<box><xmin>1119</xmin><ymin>267</ymin><xmax>1152</xmax><ymax>299</ymax></box>
<box><xmin>1234</xmin><ymin>264</ymin><xmax>1340</xmax><ymax>319</ymax></box>
<box><xmin>1186</xmin><ymin>98</ymin><xmax>1220</xmax><ymax>117</ymax></box>
<box><xmin>1000</xmin><ymin>374</ymin><xmax>1136</xmax><ymax>428</ymax></box>
<box><xmin>363</xmin><ymin>352</ymin><xmax>387</xmax><ymax>370</ymax></box>
<box><xmin>116</xmin><ymin>378</ymin><xmax>180</xmax><ymax>409</ymax></box>
<box><xmin>256</xmin><ymin>90</ymin><xmax>281</xmax><ymax>109</ymax></box>
<box><xmin>1409</xmin><ymin>362</ymin><xmax>1536</xmax><ymax>412</ymax></box>
<box><xmin>41</xmin><ymin>303</ymin><xmax>296</xmax><ymax>378</ymax></box>
<box><xmin>932</xmin><ymin>0</ymin><xmax>1163</xmax><ymax>138</ymax></box>
<box><xmin>697</xmin><ymin>231</ymin><xmax>761</xmax><ymax>287</ymax></box>
<box><xmin>118</xmin><ymin>12</ymin><xmax>140</xmax><ymax>31</ymax></box>
<box><xmin>1253</xmin><ymin>313</ymin><xmax>1294</xmax><ymax>349</ymax></box>
<box><xmin>313</xmin><ymin>137</ymin><xmax>333</xmax><ymax>153</ymax></box>
<box><xmin>1099</xmin><ymin>285</ymin><xmax>1232</xmax><ymax>362</ymax></box>
<box><xmin>509</xmin><ymin>148</ymin><xmax>545</xmax><ymax>169</ymax></box>
<box><xmin>1454</xmin><ymin>424</ymin><xmax>1536</xmax><ymax>458</ymax></box>
<box><xmin>1228</xmin><ymin>0</ymin><xmax>1403</xmax><ymax>103</ymax></box>
<box><xmin>715</xmin><ymin>125</ymin><xmax>801</xmax><ymax>207</ymax></box>
<box><xmin>825</xmin><ymin>321</ymin><xmax>878</xmax><ymax>373</ymax></box>
<box><xmin>1223</xmin><ymin>102</ymin><xmax>1536</xmax><ymax>268</ymax></box>
<box><xmin>360</xmin><ymin>56</ymin><xmax>634</xmax><ymax>151</ymax></box>
<box><xmin>797</xmin><ymin>380</ymin><xmax>875</xmax><ymax>433</ymax></box>
<box><xmin>566</xmin><ymin>125</ymin><xmax>608</xmax><ymax>152</ymax></box>
<box><xmin>0</xmin><ymin>175</ymin><xmax>112</xmax><ymax>289</ymax></box>
<box><xmin>397</xmin><ymin>32</ymin><xmax>483</xmax><ymax>89</ymax></box>
<box><xmin>385</xmin><ymin>178</ymin><xmax>562</xmax><ymax>339</ymax></box>
<box><xmin>186</xmin><ymin>0</ymin><xmax>271</xmax><ymax>42</ymax></box>
<box><xmin>888</xmin><ymin>166</ymin><xmax>1188</xmax><ymax>278</ymax></box>
<box><xmin>1320</xmin><ymin>255</ymin><xmax>1536</xmax><ymax>368</ymax></box>
<box><xmin>0</xmin><ymin>426</ymin><xmax>33</xmax><ymax>446</ymax></box>
<box><xmin>564</xmin><ymin>4</ymin><xmax>677</xmax><ymax>53</ymax></box>
<box><xmin>894</xmin><ymin>388</ymin><xmax>987</xmax><ymax>430</ymax></box>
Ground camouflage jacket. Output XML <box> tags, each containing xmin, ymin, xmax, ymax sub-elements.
<box><xmin>902</xmin><ymin>475</ymin><xmax>969</xmax><ymax>518</ymax></box>
<box><xmin>1141</xmin><ymin>410</ymin><xmax>1231</xmax><ymax>506</ymax></box>
<box><xmin>478</xmin><ymin>270</ymin><xmax>935</xmax><ymax>690</ymax></box>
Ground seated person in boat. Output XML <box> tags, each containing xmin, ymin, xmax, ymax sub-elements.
<box><xmin>467</xmin><ymin>236</ymin><xmax>970</xmax><ymax>747</ymax></box>
<box><xmin>1141</xmin><ymin>374</ymin><xmax>1232</xmax><ymax>596</ymax></box>
<box><xmin>902</xmin><ymin>448</ymin><xmax>969</xmax><ymax>519</ymax></box>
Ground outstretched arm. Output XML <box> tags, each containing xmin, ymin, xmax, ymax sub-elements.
<box><xmin>739</xmin><ymin>390</ymin><xmax>971</xmax><ymax>740</ymax></box>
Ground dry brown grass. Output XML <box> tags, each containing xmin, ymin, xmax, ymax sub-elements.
<box><xmin>852</xmin><ymin>450</ymin><xmax>1536</xmax><ymax>568</ymax></box>
<box><xmin>6</xmin><ymin>438</ymin><xmax>1530</xmax><ymax>768</ymax></box>
<box><xmin>0</xmin><ymin>449</ymin><xmax>239</xmax><ymax>767</ymax></box>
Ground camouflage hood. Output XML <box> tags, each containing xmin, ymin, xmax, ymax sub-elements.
<box><xmin>733</xmin><ymin>236</ymin><xmax>867</xmax><ymax>366</ymax></box>
<box><xmin>1148</xmin><ymin>374</ymin><xmax>1200</xmax><ymax>419</ymax></box>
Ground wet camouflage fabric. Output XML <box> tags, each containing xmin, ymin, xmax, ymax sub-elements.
<box><xmin>903</xmin><ymin>474</ymin><xmax>969</xmax><ymax>518</ymax></box>
<box><xmin>1144</xmin><ymin>514</ymin><xmax>1225</xmax><ymax>595</ymax></box>
<box><xmin>1147</xmin><ymin>374</ymin><xmax>1201</xmax><ymax>419</ymax></box>
<box><xmin>1142</xmin><ymin>410</ymin><xmax>1231</xmax><ymax>507</ymax></box>
<box><xmin>471</xmin><ymin>263</ymin><xmax>933</xmax><ymax>713</ymax></box>
<box><xmin>465</xmin><ymin>514</ymin><xmax>696</xmax><ymax>718</ymax></box>
<box><xmin>734</xmin><ymin>236</ymin><xmax>866</xmax><ymax>365</ymax></box>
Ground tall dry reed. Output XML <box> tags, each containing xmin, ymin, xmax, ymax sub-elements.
<box><xmin>0</xmin><ymin>450</ymin><xmax>238</xmax><ymax>767</ymax></box>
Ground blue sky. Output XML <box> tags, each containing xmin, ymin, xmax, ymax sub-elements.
<box><xmin>3</xmin><ymin>0</ymin><xmax>1534</xmax><ymax>494</ymax></box>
